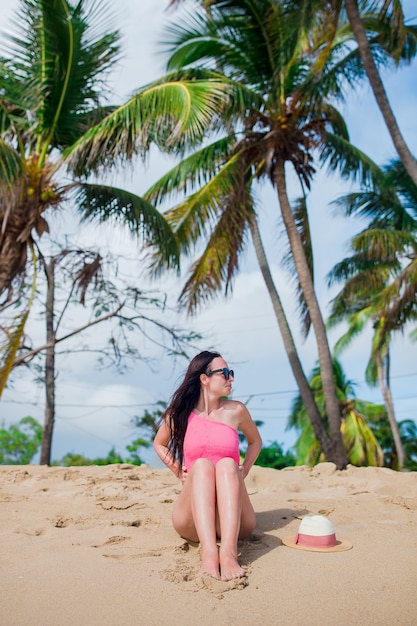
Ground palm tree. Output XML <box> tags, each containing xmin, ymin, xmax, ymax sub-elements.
<box><xmin>143</xmin><ymin>0</ymin><xmax>394</xmax><ymax>468</ymax></box>
<box><xmin>169</xmin><ymin>1</ymin><xmax>417</xmax><ymax>186</ymax></box>
<box><xmin>1</xmin><ymin>0</ymin><xmax>234</xmax><ymax>393</ymax></box>
<box><xmin>288</xmin><ymin>359</ymin><xmax>384</xmax><ymax>466</ymax></box>
<box><xmin>343</xmin><ymin>0</ymin><xmax>417</xmax><ymax>186</ymax></box>
<box><xmin>52</xmin><ymin>1</ymin><xmax>414</xmax><ymax>468</ymax></box>
<box><xmin>370</xmin><ymin>417</ymin><xmax>417</xmax><ymax>470</ymax></box>
<box><xmin>327</xmin><ymin>159</ymin><xmax>417</xmax><ymax>469</ymax></box>
<box><xmin>0</xmin><ymin>0</ymin><xmax>214</xmax><ymax>306</ymax></box>
<box><xmin>303</xmin><ymin>0</ymin><xmax>417</xmax><ymax>182</ymax></box>
<box><xmin>159</xmin><ymin>1</ymin><xmax>416</xmax><ymax>469</ymax></box>
<box><xmin>249</xmin><ymin>216</ymin><xmax>335</xmax><ymax>460</ymax></box>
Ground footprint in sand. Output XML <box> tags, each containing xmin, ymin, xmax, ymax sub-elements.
<box><xmin>16</xmin><ymin>528</ymin><xmax>44</xmax><ymax>536</ymax></box>
<box><xmin>54</xmin><ymin>516</ymin><xmax>72</xmax><ymax>528</ymax></box>
<box><xmin>162</xmin><ymin>569</ymin><xmax>195</xmax><ymax>583</ymax></box>
<box><xmin>92</xmin><ymin>535</ymin><xmax>131</xmax><ymax>548</ymax></box>
<box><xmin>114</xmin><ymin>519</ymin><xmax>142</xmax><ymax>528</ymax></box>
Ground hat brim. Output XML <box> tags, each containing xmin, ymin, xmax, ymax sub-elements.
<box><xmin>281</xmin><ymin>536</ymin><xmax>352</xmax><ymax>552</ymax></box>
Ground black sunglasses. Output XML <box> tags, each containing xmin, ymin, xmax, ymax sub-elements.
<box><xmin>205</xmin><ymin>367</ymin><xmax>234</xmax><ymax>380</ymax></box>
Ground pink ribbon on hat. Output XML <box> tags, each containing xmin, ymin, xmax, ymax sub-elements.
<box><xmin>296</xmin><ymin>532</ymin><xmax>337</xmax><ymax>548</ymax></box>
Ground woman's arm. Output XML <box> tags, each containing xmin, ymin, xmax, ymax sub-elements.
<box><xmin>153</xmin><ymin>419</ymin><xmax>182</xmax><ymax>478</ymax></box>
<box><xmin>236</xmin><ymin>404</ymin><xmax>262</xmax><ymax>478</ymax></box>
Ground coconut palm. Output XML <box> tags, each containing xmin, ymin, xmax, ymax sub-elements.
<box><xmin>147</xmin><ymin>0</ymin><xmax>416</xmax><ymax>468</ymax></box>
<box><xmin>0</xmin><ymin>0</ymin><xmax>236</xmax><ymax>392</ymax></box>
<box><xmin>371</xmin><ymin>418</ymin><xmax>417</xmax><ymax>470</ymax></box>
<box><xmin>0</xmin><ymin>0</ymin><xmax>228</xmax><ymax>305</ymax></box>
<box><xmin>0</xmin><ymin>0</ymin><xmax>147</xmax><ymax>389</ymax></box>
<box><xmin>327</xmin><ymin>159</ymin><xmax>417</xmax><ymax>469</ymax></box>
<box><xmin>171</xmin><ymin>0</ymin><xmax>417</xmax><ymax>173</ymax></box>
<box><xmin>55</xmin><ymin>1</ymin><xmax>413</xmax><ymax>468</ymax></box>
<box><xmin>343</xmin><ymin>0</ymin><xmax>417</xmax><ymax>186</ymax></box>
<box><xmin>250</xmin><ymin>215</ymin><xmax>336</xmax><ymax>461</ymax></box>
<box><xmin>169</xmin><ymin>1</ymin><xmax>417</xmax><ymax>185</ymax></box>
<box><xmin>288</xmin><ymin>359</ymin><xmax>384</xmax><ymax>466</ymax></box>
<box><xmin>143</xmin><ymin>0</ymin><xmax>396</xmax><ymax>468</ymax></box>
<box><xmin>0</xmin><ymin>0</ymin><xmax>173</xmax><ymax>298</ymax></box>
<box><xmin>288</xmin><ymin>0</ymin><xmax>417</xmax><ymax>183</ymax></box>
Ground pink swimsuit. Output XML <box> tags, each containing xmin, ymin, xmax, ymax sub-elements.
<box><xmin>183</xmin><ymin>412</ymin><xmax>240</xmax><ymax>470</ymax></box>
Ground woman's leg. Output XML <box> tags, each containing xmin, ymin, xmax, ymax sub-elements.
<box><xmin>172</xmin><ymin>458</ymin><xmax>220</xmax><ymax>578</ymax></box>
<box><xmin>215</xmin><ymin>458</ymin><xmax>252</xmax><ymax>580</ymax></box>
<box><xmin>239</xmin><ymin>473</ymin><xmax>257</xmax><ymax>539</ymax></box>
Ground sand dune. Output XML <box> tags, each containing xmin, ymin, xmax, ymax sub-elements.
<box><xmin>1</xmin><ymin>463</ymin><xmax>416</xmax><ymax>625</ymax></box>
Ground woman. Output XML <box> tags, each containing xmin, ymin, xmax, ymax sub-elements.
<box><xmin>154</xmin><ymin>350</ymin><xmax>262</xmax><ymax>581</ymax></box>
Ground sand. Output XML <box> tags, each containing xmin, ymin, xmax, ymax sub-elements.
<box><xmin>1</xmin><ymin>462</ymin><xmax>416</xmax><ymax>626</ymax></box>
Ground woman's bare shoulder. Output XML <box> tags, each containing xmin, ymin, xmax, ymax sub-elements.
<box><xmin>221</xmin><ymin>399</ymin><xmax>250</xmax><ymax>424</ymax></box>
<box><xmin>221</xmin><ymin>398</ymin><xmax>245</xmax><ymax>410</ymax></box>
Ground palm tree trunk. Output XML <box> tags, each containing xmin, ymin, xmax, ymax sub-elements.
<box><xmin>375</xmin><ymin>350</ymin><xmax>405</xmax><ymax>470</ymax></box>
<box><xmin>250</xmin><ymin>217</ymin><xmax>334</xmax><ymax>459</ymax></box>
<box><xmin>344</xmin><ymin>0</ymin><xmax>417</xmax><ymax>186</ymax></box>
<box><xmin>274</xmin><ymin>158</ymin><xmax>348</xmax><ymax>469</ymax></box>
<box><xmin>40</xmin><ymin>259</ymin><xmax>56</xmax><ymax>465</ymax></box>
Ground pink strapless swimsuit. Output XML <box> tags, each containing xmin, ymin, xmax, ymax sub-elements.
<box><xmin>183</xmin><ymin>412</ymin><xmax>240</xmax><ymax>471</ymax></box>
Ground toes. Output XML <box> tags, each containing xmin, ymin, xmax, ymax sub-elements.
<box><xmin>221</xmin><ymin>570</ymin><xmax>246</xmax><ymax>581</ymax></box>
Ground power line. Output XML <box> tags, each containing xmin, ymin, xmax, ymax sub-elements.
<box><xmin>5</xmin><ymin>376</ymin><xmax>417</xmax><ymax>404</ymax></box>
<box><xmin>2</xmin><ymin>370</ymin><xmax>417</xmax><ymax>411</ymax></box>
<box><xmin>1</xmin><ymin>399</ymin><xmax>156</xmax><ymax>408</ymax></box>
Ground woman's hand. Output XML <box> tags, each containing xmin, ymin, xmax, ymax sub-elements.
<box><xmin>180</xmin><ymin>466</ymin><xmax>188</xmax><ymax>484</ymax></box>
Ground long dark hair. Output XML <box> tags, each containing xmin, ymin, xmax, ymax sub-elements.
<box><xmin>165</xmin><ymin>350</ymin><xmax>221</xmax><ymax>468</ymax></box>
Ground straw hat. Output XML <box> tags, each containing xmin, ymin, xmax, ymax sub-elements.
<box><xmin>282</xmin><ymin>515</ymin><xmax>352</xmax><ymax>552</ymax></box>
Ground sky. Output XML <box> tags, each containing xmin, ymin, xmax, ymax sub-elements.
<box><xmin>1</xmin><ymin>0</ymin><xmax>417</xmax><ymax>466</ymax></box>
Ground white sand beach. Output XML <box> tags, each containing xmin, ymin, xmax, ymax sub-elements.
<box><xmin>1</xmin><ymin>462</ymin><xmax>416</xmax><ymax>626</ymax></box>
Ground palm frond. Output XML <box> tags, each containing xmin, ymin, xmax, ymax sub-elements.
<box><xmin>165</xmin><ymin>9</ymin><xmax>231</xmax><ymax>71</ymax></box>
<box><xmin>165</xmin><ymin>150</ymin><xmax>245</xmax><ymax>248</ymax></box>
<box><xmin>341</xmin><ymin>410</ymin><xmax>384</xmax><ymax>466</ymax></box>
<box><xmin>0</xmin><ymin>57</ymin><xmax>35</xmax><ymax>121</ymax></box>
<box><xmin>144</xmin><ymin>136</ymin><xmax>234</xmax><ymax>206</ymax></box>
<box><xmin>352</xmin><ymin>227</ymin><xmax>416</xmax><ymax>261</ymax></box>
<box><xmin>332</xmin><ymin>159</ymin><xmax>417</xmax><ymax>230</ymax></box>
<box><xmin>375</xmin><ymin>258</ymin><xmax>417</xmax><ymax>327</ymax></box>
<box><xmin>319</xmin><ymin>130</ymin><xmax>382</xmax><ymax>187</ymax></box>
<box><xmin>383</xmin><ymin>159</ymin><xmax>417</xmax><ymax>219</ymax></box>
<box><xmin>293</xmin><ymin>423</ymin><xmax>323</xmax><ymax>466</ymax></box>
<box><xmin>371</xmin><ymin>1</ymin><xmax>417</xmax><ymax>64</ymax></box>
<box><xmin>328</xmin><ymin>258</ymin><xmax>390</xmax><ymax>303</ymax></box>
<box><xmin>64</xmin><ymin>75</ymin><xmax>234</xmax><ymax>176</ymax></box>
<box><xmin>178</xmin><ymin>180</ymin><xmax>255</xmax><ymax>313</ymax></box>
<box><xmin>320</xmin><ymin>102</ymin><xmax>350</xmax><ymax>139</ymax></box>
<box><xmin>330</xmin><ymin>308</ymin><xmax>372</xmax><ymax>355</ymax></box>
<box><xmin>165</xmin><ymin>1</ymin><xmax>309</xmax><ymax>97</ymax></box>
<box><xmin>300</xmin><ymin>30</ymin><xmax>367</xmax><ymax>104</ymax></box>
<box><xmin>4</xmin><ymin>0</ymin><xmax>121</xmax><ymax>153</ymax></box>
<box><xmin>0</xmin><ymin>139</ymin><xmax>23</xmax><ymax>186</ymax></box>
<box><xmin>332</xmin><ymin>189</ymin><xmax>413</xmax><ymax>230</ymax></box>
<box><xmin>302</xmin><ymin>3</ymin><xmax>416</xmax><ymax>105</ymax></box>
<box><xmin>74</xmin><ymin>183</ymin><xmax>180</xmax><ymax>270</ymax></box>
<box><xmin>0</xmin><ymin>244</ymin><xmax>36</xmax><ymax>396</ymax></box>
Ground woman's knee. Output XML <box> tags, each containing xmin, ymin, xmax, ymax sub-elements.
<box><xmin>191</xmin><ymin>457</ymin><xmax>216</xmax><ymax>479</ymax></box>
<box><xmin>215</xmin><ymin>457</ymin><xmax>239</xmax><ymax>474</ymax></box>
<box><xmin>215</xmin><ymin>457</ymin><xmax>240</xmax><ymax>483</ymax></box>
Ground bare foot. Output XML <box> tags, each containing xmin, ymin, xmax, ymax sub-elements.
<box><xmin>197</xmin><ymin>547</ymin><xmax>220</xmax><ymax>579</ymax></box>
<box><xmin>219</xmin><ymin>549</ymin><xmax>246</xmax><ymax>581</ymax></box>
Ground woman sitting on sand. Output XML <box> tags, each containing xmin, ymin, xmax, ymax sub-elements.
<box><xmin>154</xmin><ymin>350</ymin><xmax>262</xmax><ymax>581</ymax></box>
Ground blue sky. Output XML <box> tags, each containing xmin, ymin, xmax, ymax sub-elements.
<box><xmin>1</xmin><ymin>0</ymin><xmax>417</xmax><ymax>465</ymax></box>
